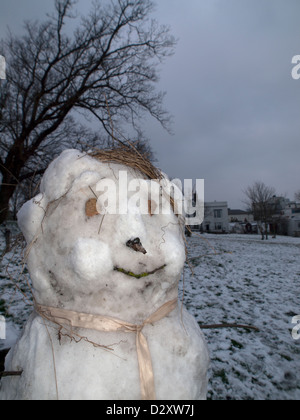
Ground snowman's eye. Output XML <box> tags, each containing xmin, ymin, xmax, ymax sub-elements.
<box><xmin>85</xmin><ymin>198</ymin><xmax>99</xmax><ymax>217</ymax></box>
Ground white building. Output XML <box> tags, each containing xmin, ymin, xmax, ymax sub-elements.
<box><xmin>284</xmin><ymin>202</ymin><xmax>300</xmax><ymax>237</ymax></box>
<box><xmin>228</xmin><ymin>209</ymin><xmax>254</xmax><ymax>223</ymax></box>
<box><xmin>202</xmin><ymin>201</ymin><xmax>229</xmax><ymax>233</ymax></box>
<box><xmin>273</xmin><ymin>200</ymin><xmax>300</xmax><ymax>237</ymax></box>
<box><xmin>288</xmin><ymin>216</ymin><xmax>300</xmax><ymax>237</ymax></box>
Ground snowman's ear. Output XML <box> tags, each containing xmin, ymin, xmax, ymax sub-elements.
<box><xmin>17</xmin><ymin>193</ymin><xmax>47</xmax><ymax>243</ymax></box>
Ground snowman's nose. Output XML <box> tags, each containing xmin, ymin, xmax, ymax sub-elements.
<box><xmin>126</xmin><ymin>238</ymin><xmax>147</xmax><ymax>255</ymax></box>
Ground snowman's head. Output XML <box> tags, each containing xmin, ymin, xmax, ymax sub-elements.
<box><xmin>18</xmin><ymin>149</ymin><xmax>186</xmax><ymax>321</ymax></box>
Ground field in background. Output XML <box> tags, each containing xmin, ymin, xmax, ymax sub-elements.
<box><xmin>181</xmin><ymin>234</ymin><xmax>300</xmax><ymax>400</ymax></box>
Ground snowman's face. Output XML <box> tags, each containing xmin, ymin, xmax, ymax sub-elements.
<box><xmin>19</xmin><ymin>151</ymin><xmax>185</xmax><ymax>317</ymax></box>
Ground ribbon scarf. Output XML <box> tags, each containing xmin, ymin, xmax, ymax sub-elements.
<box><xmin>35</xmin><ymin>299</ymin><xmax>178</xmax><ymax>400</ymax></box>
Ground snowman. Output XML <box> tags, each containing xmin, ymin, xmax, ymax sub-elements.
<box><xmin>0</xmin><ymin>149</ymin><xmax>209</xmax><ymax>400</ymax></box>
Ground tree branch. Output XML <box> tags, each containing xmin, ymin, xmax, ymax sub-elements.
<box><xmin>0</xmin><ymin>0</ymin><xmax>175</xmax><ymax>222</ymax></box>
<box><xmin>200</xmin><ymin>323</ymin><xmax>260</xmax><ymax>332</ymax></box>
<box><xmin>0</xmin><ymin>371</ymin><xmax>23</xmax><ymax>378</ymax></box>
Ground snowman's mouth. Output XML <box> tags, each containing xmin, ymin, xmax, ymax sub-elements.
<box><xmin>114</xmin><ymin>264</ymin><xmax>166</xmax><ymax>279</ymax></box>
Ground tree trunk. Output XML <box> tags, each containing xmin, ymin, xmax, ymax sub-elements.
<box><xmin>259</xmin><ymin>225</ymin><xmax>265</xmax><ymax>240</ymax></box>
<box><xmin>4</xmin><ymin>228</ymin><xmax>11</xmax><ymax>253</ymax></box>
<box><xmin>0</xmin><ymin>179</ymin><xmax>18</xmax><ymax>225</ymax></box>
<box><xmin>265</xmin><ymin>222</ymin><xmax>269</xmax><ymax>240</ymax></box>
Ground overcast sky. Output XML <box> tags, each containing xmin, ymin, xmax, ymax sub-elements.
<box><xmin>1</xmin><ymin>0</ymin><xmax>300</xmax><ymax>208</ymax></box>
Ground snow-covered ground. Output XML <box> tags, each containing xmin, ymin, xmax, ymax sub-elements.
<box><xmin>0</xmin><ymin>223</ymin><xmax>33</xmax><ymax>349</ymax></box>
<box><xmin>180</xmin><ymin>233</ymin><xmax>300</xmax><ymax>400</ymax></box>
<box><xmin>1</xmin><ymin>226</ymin><xmax>300</xmax><ymax>400</ymax></box>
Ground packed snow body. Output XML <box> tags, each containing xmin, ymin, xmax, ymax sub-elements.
<box><xmin>0</xmin><ymin>149</ymin><xmax>209</xmax><ymax>400</ymax></box>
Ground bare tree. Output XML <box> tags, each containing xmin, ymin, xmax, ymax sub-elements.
<box><xmin>295</xmin><ymin>191</ymin><xmax>300</xmax><ymax>202</ymax></box>
<box><xmin>244</xmin><ymin>181</ymin><xmax>276</xmax><ymax>240</ymax></box>
<box><xmin>0</xmin><ymin>0</ymin><xmax>175</xmax><ymax>223</ymax></box>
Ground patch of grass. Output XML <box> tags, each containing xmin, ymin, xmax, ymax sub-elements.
<box><xmin>230</xmin><ymin>339</ymin><xmax>244</xmax><ymax>350</ymax></box>
<box><xmin>0</xmin><ymin>299</ymin><xmax>6</xmax><ymax>313</ymax></box>
<box><xmin>214</xmin><ymin>369</ymin><xmax>229</xmax><ymax>385</ymax></box>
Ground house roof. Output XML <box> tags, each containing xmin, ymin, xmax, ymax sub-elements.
<box><xmin>228</xmin><ymin>209</ymin><xmax>249</xmax><ymax>216</ymax></box>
